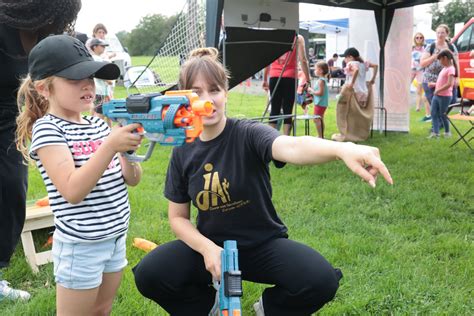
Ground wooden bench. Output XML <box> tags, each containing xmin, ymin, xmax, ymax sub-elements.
<box><xmin>21</xmin><ymin>205</ymin><xmax>54</xmax><ymax>273</ymax></box>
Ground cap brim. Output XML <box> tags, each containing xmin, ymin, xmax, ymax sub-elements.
<box><xmin>55</xmin><ymin>61</ymin><xmax>120</xmax><ymax>80</ymax></box>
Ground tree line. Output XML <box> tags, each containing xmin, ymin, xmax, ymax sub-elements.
<box><xmin>116</xmin><ymin>13</ymin><xmax>178</xmax><ymax>56</ymax></box>
<box><xmin>429</xmin><ymin>0</ymin><xmax>473</xmax><ymax>37</ymax></box>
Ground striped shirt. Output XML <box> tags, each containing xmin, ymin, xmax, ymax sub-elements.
<box><xmin>30</xmin><ymin>114</ymin><xmax>130</xmax><ymax>242</ymax></box>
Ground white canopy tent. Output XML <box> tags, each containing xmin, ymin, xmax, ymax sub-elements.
<box><xmin>299</xmin><ymin>18</ymin><xmax>348</xmax><ymax>35</ymax></box>
<box><xmin>299</xmin><ymin>18</ymin><xmax>349</xmax><ymax>58</ymax></box>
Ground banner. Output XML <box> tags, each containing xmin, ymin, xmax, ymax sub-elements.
<box><xmin>349</xmin><ymin>8</ymin><xmax>413</xmax><ymax>132</ymax></box>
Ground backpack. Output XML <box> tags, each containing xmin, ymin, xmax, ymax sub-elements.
<box><xmin>428</xmin><ymin>40</ymin><xmax>455</xmax><ymax>55</ymax></box>
<box><xmin>429</xmin><ymin>41</ymin><xmax>458</xmax><ymax>77</ymax></box>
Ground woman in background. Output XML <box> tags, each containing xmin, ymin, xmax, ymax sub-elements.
<box><xmin>411</xmin><ymin>32</ymin><xmax>430</xmax><ymax>116</ymax></box>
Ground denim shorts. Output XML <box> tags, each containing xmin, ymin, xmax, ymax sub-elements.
<box><xmin>52</xmin><ymin>233</ymin><xmax>127</xmax><ymax>290</ymax></box>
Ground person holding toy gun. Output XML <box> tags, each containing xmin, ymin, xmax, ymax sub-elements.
<box><xmin>15</xmin><ymin>35</ymin><xmax>143</xmax><ymax>315</ymax></box>
<box><xmin>0</xmin><ymin>0</ymin><xmax>81</xmax><ymax>301</ymax></box>
<box><xmin>133</xmin><ymin>47</ymin><xmax>393</xmax><ymax>315</ymax></box>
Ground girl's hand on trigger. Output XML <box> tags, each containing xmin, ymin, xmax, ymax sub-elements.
<box><xmin>105</xmin><ymin>123</ymin><xmax>143</xmax><ymax>154</ymax></box>
<box><xmin>338</xmin><ymin>142</ymin><xmax>393</xmax><ymax>188</ymax></box>
<box><xmin>202</xmin><ymin>243</ymin><xmax>223</xmax><ymax>281</ymax></box>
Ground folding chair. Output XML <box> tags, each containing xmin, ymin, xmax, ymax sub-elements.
<box><xmin>123</xmin><ymin>65</ymin><xmax>163</xmax><ymax>94</ymax></box>
<box><xmin>447</xmin><ymin>88</ymin><xmax>474</xmax><ymax>150</ymax></box>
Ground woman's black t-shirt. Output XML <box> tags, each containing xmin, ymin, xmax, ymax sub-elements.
<box><xmin>164</xmin><ymin>118</ymin><xmax>288</xmax><ymax>249</ymax></box>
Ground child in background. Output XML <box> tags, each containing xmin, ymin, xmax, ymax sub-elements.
<box><xmin>15</xmin><ymin>35</ymin><xmax>143</xmax><ymax>315</ymax></box>
<box><xmin>296</xmin><ymin>63</ymin><xmax>313</xmax><ymax>116</ymax></box>
<box><xmin>341</xmin><ymin>47</ymin><xmax>378</xmax><ymax>107</ymax></box>
<box><xmin>428</xmin><ymin>49</ymin><xmax>457</xmax><ymax>138</ymax></box>
<box><xmin>308</xmin><ymin>61</ymin><xmax>329</xmax><ymax>138</ymax></box>
<box><xmin>86</xmin><ymin>23</ymin><xmax>116</xmax><ymax>60</ymax></box>
<box><xmin>89</xmin><ymin>38</ymin><xmax>113</xmax><ymax>125</ymax></box>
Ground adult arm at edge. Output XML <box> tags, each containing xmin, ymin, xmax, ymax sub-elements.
<box><xmin>272</xmin><ymin>136</ymin><xmax>393</xmax><ymax>188</ymax></box>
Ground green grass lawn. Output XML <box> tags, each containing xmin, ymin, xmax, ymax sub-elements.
<box><xmin>2</xmin><ymin>62</ymin><xmax>473</xmax><ymax>314</ymax></box>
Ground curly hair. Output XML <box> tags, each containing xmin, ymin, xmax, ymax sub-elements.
<box><xmin>0</xmin><ymin>0</ymin><xmax>81</xmax><ymax>34</ymax></box>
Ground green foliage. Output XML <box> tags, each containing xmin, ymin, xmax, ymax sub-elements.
<box><xmin>115</xmin><ymin>30</ymin><xmax>128</xmax><ymax>48</ymax></box>
<box><xmin>116</xmin><ymin>14</ymin><xmax>178</xmax><ymax>56</ymax></box>
<box><xmin>2</xmin><ymin>63</ymin><xmax>473</xmax><ymax>314</ymax></box>
<box><xmin>430</xmin><ymin>0</ymin><xmax>474</xmax><ymax>35</ymax></box>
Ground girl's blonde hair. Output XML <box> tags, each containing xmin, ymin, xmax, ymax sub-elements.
<box><xmin>16</xmin><ymin>75</ymin><xmax>53</xmax><ymax>162</ymax></box>
<box><xmin>413</xmin><ymin>32</ymin><xmax>425</xmax><ymax>47</ymax></box>
<box><xmin>179</xmin><ymin>47</ymin><xmax>230</xmax><ymax>91</ymax></box>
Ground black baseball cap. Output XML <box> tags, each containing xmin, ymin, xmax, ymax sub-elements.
<box><xmin>90</xmin><ymin>38</ymin><xmax>109</xmax><ymax>48</ymax></box>
<box><xmin>28</xmin><ymin>35</ymin><xmax>120</xmax><ymax>81</ymax></box>
<box><xmin>340</xmin><ymin>47</ymin><xmax>360</xmax><ymax>58</ymax></box>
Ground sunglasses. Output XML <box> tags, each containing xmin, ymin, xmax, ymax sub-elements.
<box><xmin>415</xmin><ymin>36</ymin><xmax>424</xmax><ymax>39</ymax></box>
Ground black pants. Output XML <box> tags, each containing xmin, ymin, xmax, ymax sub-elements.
<box><xmin>0</xmin><ymin>124</ymin><xmax>28</xmax><ymax>268</ymax></box>
<box><xmin>133</xmin><ymin>238</ymin><xmax>341</xmax><ymax>316</ymax></box>
<box><xmin>269</xmin><ymin>77</ymin><xmax>296</xmax><ymax>125</ymax></box>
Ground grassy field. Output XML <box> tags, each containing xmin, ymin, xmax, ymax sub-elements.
<box><xmin>2</xmin><ymin>60</ymin><xmax>473</xmax><ymax>314</ymax></box>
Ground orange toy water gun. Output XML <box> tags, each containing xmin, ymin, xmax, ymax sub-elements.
<box><xmin>102</xmin><ymin>90</ymin><xmax>213</xmax><ymax>162</ymax></box>
<box><xmin>132</xmin><ymin>238</ymin><xmax>158</xmax><ymax>253</ymax></box>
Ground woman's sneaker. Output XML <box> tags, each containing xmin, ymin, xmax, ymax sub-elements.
<box><xmin>444</xmin><ymin>132</ymin><xmax>452</xmax><ymax>138</ymax></box>
<box><xmin>0</xmin><ymin>280</ymin><xmax>31</xmax><ymax>301</ymax></box>
<box><xmin>427</xmin><ymin>133</ymin><xmax>439</xmax><ymax>139</ymax></box>
<box><xmin>420</xmin><ymin>115</ymin><xmax>432</xmax><ymax>122</ymax></box>
<box><xmin>253</xmin><ymin>296</ymin><xmax>265</xmax><ymax>316</ymax></box>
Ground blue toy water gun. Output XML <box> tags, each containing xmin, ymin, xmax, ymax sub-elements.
<box><xmin>209</xmin><ymin>240</ymin><xmax>242</xmax><ymax>316</ymax></box>
<box><xmin>102</xmin><ymin>90</ymin><xmax>213</xmax><ymax>162</ymax></box>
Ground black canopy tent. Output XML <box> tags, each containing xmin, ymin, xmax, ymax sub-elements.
<box><xmin>206</xmin><ymin>0</ymin><xmax>439</xmax><ymax>113</ymax></box>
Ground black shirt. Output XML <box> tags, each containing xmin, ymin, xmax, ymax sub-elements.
<box><xmin>0</xmin><ymin>24</ymin><xmax>28</xmax><ymax>130</ymax></box>
<box><xmin>164</xmin><ymin>118</ymin><xmax>288</xmax><ymax>249</ymax></box>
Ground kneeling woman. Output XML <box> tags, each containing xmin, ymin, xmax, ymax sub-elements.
<box><xmin>133</xmin><ymin>47</ymin><xmax>393</xmax><ymax>315</ymax></box>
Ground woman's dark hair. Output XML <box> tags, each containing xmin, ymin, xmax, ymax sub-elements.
<box><xmin>0</xmin><ymin>0</ymin><xmax>81</xmax><ymax>34</ymax></box>
<box><xmin>437</xmin><ymin>49</ymin><xmax>458</xmax><ymax>77</ymax></box>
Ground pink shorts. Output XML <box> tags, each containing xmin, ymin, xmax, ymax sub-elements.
<box><xmin>314</xmin><ymin>105</ymin><xmax>327</xmax><ymax>117</ymax></box>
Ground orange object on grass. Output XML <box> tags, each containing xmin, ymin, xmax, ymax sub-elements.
<box><xmin>132</xmin><ymin>238</ymin><xmax>158</xmax><ymax>253</ymax></box>
<box><xmin>35</xmin><ymin>196</ymin><xmax>49</xmax><ymax>207</ymax></box>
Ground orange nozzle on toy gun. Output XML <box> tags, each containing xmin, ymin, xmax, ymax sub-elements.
<box><xmin>162</xmin><ymin>90</ymin><xmax>213</xmax><ymax>142</ymax></box>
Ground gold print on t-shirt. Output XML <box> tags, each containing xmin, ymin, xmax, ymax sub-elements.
<box><xmin>196</xmin><ymin>163</ymin><xmax>231</xmax><ymax>211</ymax></box>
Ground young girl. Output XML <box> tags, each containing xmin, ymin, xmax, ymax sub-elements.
<box><xmin>308</xmin><ymin>61</ymin><xmax>330</xmax><ymax>138</ymax></box>
<box><xmin>133</xmin><ymin>47</ymin><xmax>393</xmax><ymax>315</ymax></box>
<box><xmin>16</xmin><ymin>35</ymin><xmax>143</xmax><ymax>315</ymax></box>
<box><xmin>89</xmin><ymin>38</ymin><xmax>113</xmax><ymax>125</ymax></box>
<box><xmin>342</xmin><ymin>47</ymin><xmax>378</xmax><ymax>107</ymax></box>
<box><xmin>428</xmin><ymin>49</ymin><xmax>457</xmax><ymax>138</ymax></box>
<box><xmin>296</xmin><ymin>63</ymin><xmax>313</xmax><ymax>116</ymax></box>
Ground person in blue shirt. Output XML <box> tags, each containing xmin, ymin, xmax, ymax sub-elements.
<box><xmin>308</xmin><ymin>61</ymin><xmax>330</xmax><ymax>138</ymax></box>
